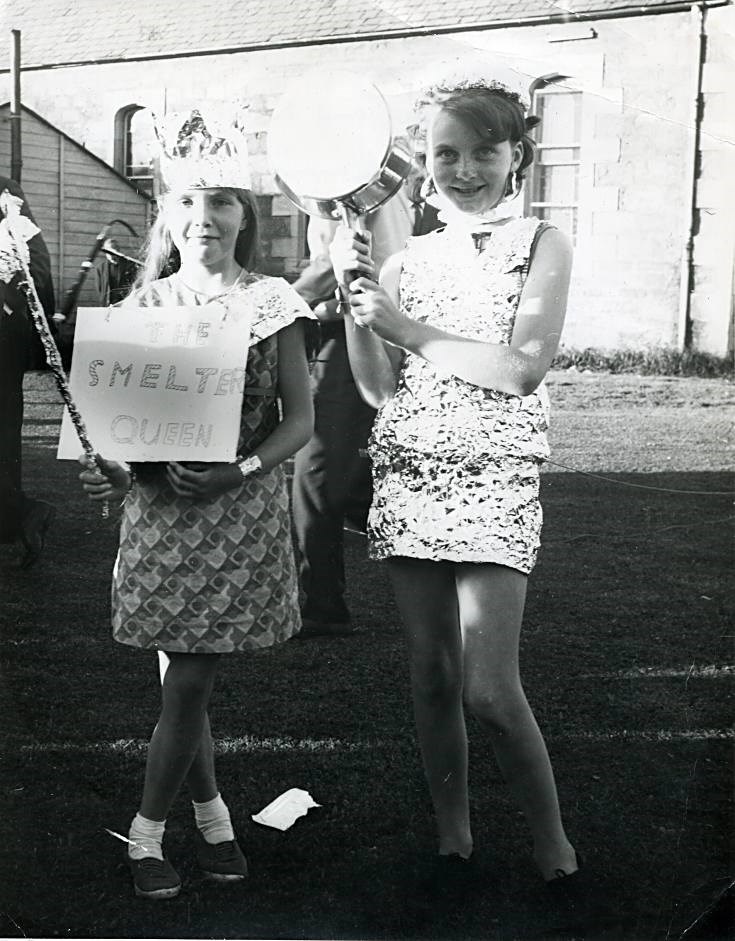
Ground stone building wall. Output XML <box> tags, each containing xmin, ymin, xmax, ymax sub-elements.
<box><xmin>3</xmin><ymin>8</ymin><xmax>732</xmax><ymax>353</ymax></box>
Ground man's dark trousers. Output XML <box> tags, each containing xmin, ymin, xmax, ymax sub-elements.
<box><xmin>292</xmin><ymin>324</ymin><xmax>376</xmax><ymax>626</ymax></box>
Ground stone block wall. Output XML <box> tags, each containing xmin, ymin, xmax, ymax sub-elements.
<box><xmin>2</xmin><ymin>11</ymin><xmax>732</xmax><ymax>352</ymax></box>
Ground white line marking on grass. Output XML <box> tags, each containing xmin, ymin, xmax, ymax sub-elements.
<box><xmin>215</xmin><ymin>735</ymin><xmax>366</xmax><ymax>754</ymax></box>
<box><xmin>583</xmin><ymin>665</ymin><xmax>735</xmax><ymax>679</ymax></box>
<box><xmin>19</xmin><ymin>735</ymin><xmax>369</xmax><ymax>756</ymax></box>
<box><xmin>18</xmin><ymin>728</ymin><xmax>734</xmax><ymax>755</ymax></box>
<box><xmin>565</xmin><ymin>729</ymin><xmax>734</xmax><ymax>742</ymax></box>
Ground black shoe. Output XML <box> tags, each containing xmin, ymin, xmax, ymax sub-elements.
<box><xmin>546</xmin><ymin>852</ymin><xmax>617</xmax><ymax>935</ymax></box>
<box><xmin>194</xmin><ymin>830</ymin><xmax>248</xmax><ymax>882</ymax></box>
<box><xmin>128</xmin><ymin>854</ymin><xmax>181</xmax><ymax>900</ymax></box>
<box><xmin>419</xmin><ymin>852</ymin><xmax>478</xmax><ymax>905</ymax></box>
<box><xmin>394</xmin><ymin>852</ymin><xmax>478</xmax><ymax>932</ymax></box>
<box><xmin>19</xmin><ymin>500</ymin><xmax>55</xmax><ymax>569</ymax></box>
<box><xmin>298</xmin><ymin>617</ymin><xmax>355</xmax><ymax>638</ymax></box>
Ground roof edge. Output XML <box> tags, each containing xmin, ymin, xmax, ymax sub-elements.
<box><xmin>1</xmin><ymin>0</ymin><xmax>730</xmax><ymax>73</ymax></box>
<box><xmin>0</xmin><ymin>101</ymin><xmax>153</xmax><ymax>201</ymax></box>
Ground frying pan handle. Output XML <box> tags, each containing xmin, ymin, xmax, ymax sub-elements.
<box><xmin>338</xmin><ymin>204</ymin><xmax>366</xmax><ymax>232</ymax></box>
<box><xmin>338</xmin><ymin>203</ymin><xmax>372</xmax><ymax>287</ymax></box>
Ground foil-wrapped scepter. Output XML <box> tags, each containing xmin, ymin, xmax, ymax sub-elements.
<box><xmin>0</xmin><ymin>188</ymin><xmax>108</xmax><ymax>517</ymax></box>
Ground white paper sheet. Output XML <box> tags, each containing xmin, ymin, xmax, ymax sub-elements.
<box><xmin>251</xmin><ymin>788</ymin><xmax>320</xmax><ymax>831</ymax></box>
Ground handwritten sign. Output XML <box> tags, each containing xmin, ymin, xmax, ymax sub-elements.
<box><xmin>57</xmin><ymin>305</ymin><xmax>252</xmax><ymax>462</ymax></box>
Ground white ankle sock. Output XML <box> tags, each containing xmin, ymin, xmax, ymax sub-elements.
<box><xmin>192</xmin><ymin>792</ymin><xmax>235</xmax><ymax>845</ymax></box>
<box><xmin>128</xmin><ymin>812</ymin><xmax>165</xmax><ymax>861</ymax></box>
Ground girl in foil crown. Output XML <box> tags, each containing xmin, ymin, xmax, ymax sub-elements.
<box><xmin>79</xmin><ymin>108</ymin><xmax>314</xmax><ymax>900</ymax></box>
<box><xmin>330</xmin><ymin>73</ymin><xmax>583</xmax><ymax>902</ymax></box>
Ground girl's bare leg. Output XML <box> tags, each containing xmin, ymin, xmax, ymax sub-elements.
<box><xmin>388</xmin><ymin>556</ymin><xmax>472</xmax><ymax>858</ymax></box>
<box><xmin>456</xmin><ymin>563</ymin><xmax>577</xmax><ymax>879</ymax></box>
<box><xmin>139</xmin><ymin>652</ymin><xmax>220</xmax><ymax>821</ymax></box>
<box><xmin>185</xmin><ymin>714</ymin><xmax>218</xmax><ymax>803</ymax></box>
<box><xmin>158</xmin><ymin>652</ymin><xmax>218</xmax><ymax>803</ymax></box>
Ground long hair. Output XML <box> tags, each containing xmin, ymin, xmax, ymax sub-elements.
<box><xmin>133</xmin><ymin>187</ymin><xmax>260</xmax><ymax>293</ymax></box>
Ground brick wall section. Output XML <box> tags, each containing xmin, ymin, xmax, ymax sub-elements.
<box><xmin>2</xmin><ymin>11</ymin><xmax>733</xmax><ymax>353</ymax></box>
<box><xmin>255</xmin><ymin>195</ymin><xmax>305</xmax><ymax>277</ymax></box>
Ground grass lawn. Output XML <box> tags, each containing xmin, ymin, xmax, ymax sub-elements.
<box><xmin>0</xmin><ymin>370</ymin><xmax>732</xmax><ymax>940</ymax></box>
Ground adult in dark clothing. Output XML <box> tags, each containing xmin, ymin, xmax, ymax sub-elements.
<box><xmin>93</xmin><ymin>238</ymin><xmax>140</xmax><ymax>306</ymax></box>
<box><xmin>0</xmin><ymin>176</ymin><xmax>56</xmax><ymax>567</ymax></box>
<box><xmin>291</xmin><ymin>185</ymin><xmax>439</xmax><ymax>636</ymax></box>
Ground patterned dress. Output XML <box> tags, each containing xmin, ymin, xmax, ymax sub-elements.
<box><xmin>111</xmin><ymin>273</ymin><xmax>312</xmax><ymax>653</ymax></box>
<box><xmin>367</xmin><ymin>217</ymin><xmax>552</xmax><ymax>574</ymax></box>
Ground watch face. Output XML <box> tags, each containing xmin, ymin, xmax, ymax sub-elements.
<box><xmin>238</xmin><ymin>455</ymin><xmax>261</xmax><ymax>478</ymax></box>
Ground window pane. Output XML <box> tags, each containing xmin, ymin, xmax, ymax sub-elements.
<box><xmin>126</xmin><ymin>109</ymin><xmax>156</xmax><ymax>178</ymax></box>
<box><xmin>528</xmin><ymin>88</ymin><xmax>582</xmax><ymax>244</ymax></box>
<box><xmin>538</xmin><ymin>147</ymin><xmax>580</xmax><ymax>166</ymax></box>
<box><xmin>533</xmin><ymin>164</ymin><xmax>579</xmax><ymax>204</ymax></box>
<box><xmin>535</xmin><ymin>91</ymin><xmax>582</xmax><ymax>144</ymax></box>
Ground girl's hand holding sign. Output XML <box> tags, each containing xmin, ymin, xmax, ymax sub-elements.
<box><xmin>165</xmin><ymin>460</ymin><xmax>244</xmax><ymax>500</ymax></box>
<box><xmin>78</xmin><ymin>455</ymin><xmax>131</xmax><ymax>503</ymax></box>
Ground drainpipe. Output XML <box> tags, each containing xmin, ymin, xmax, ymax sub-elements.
<box><xmin>679</xmin><ymin>3</ymin><xmax>707</xmax><ymax>350</ymax></box>
<box><xmin>10</xmin><ymin>29</ymin><xmax>22</xmax><ymax>182</ymax></box>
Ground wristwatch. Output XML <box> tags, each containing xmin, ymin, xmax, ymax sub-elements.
<box><xmin>236</xmin><ymin>454</ymin><xmax>262</xmax><ymax>480</ymax></box>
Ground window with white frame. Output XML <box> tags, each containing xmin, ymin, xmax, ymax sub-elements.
<box><xmin>526</xmin><ymin>86</ymin><xmax>583</xmax><ymax>242</ymax></box>
<box><xmin>114</xmin><ymin>105</ymin><xmax>156</xmax><ymax>194</ymax></box>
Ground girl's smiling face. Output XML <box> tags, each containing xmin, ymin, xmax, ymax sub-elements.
<box><xmin>166</xmin><ymin>188</ymin><xmax>245</xmax><ymax>271</ymax></box>
<box><xmin>427</xmin><ymin>108</ymin><xmax>523</xmax><ymax>218</ymax></box>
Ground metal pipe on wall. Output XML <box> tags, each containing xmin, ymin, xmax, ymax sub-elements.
<box><xmin>680</xmin><ymin>2</ymin><xmax>707</xmax><ymax>350</ymax></box>
<box><xmin>10</xmin><ymin>29</ymin><xmax>22</xmax><ymax>182</ymax></box>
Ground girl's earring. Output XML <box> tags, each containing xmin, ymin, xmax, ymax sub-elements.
<box><xmin>504</xmin><ymin>171</ymin><xmax>522</xmax><ymax>201</ymax></box>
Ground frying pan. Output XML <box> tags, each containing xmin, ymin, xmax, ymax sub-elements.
<box><xmin>268</xmin><ymin>70</ymin><xmax>413</xmax><ymax>225</ymax></box>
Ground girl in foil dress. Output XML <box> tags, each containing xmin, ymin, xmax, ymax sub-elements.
<box><xmin>330</xmin><ymin>73</ymin><xmax>584</xmax><ymax>900</ymax></box>
<box><xmin>79</xmin><ymin>108</ymin><xmax>313</xmax><ymax>900</ymax></box>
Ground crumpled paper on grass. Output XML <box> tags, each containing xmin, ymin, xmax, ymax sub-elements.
<box><xmin>251</xmin><ymin>788</ymin><xmax>320</xmax><ymax>831</ymax></box>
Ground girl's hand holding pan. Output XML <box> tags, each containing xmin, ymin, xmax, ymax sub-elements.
<box><xmin>329</xmin><ymin>225</ymin><xmax>375</xmax><ymax>289</ymax></box>
<box><xmin>348</xmin><ymin>277</ymin><xmax>408</xmax><ymax>345</ymax></box>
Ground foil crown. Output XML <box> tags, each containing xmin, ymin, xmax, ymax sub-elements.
<box><xmin>415</xmin><ymin>67</ymin><xmax>530</xmax><ymax>112</ymax></box>
<box><xmin>153</xmin><ymin>106</ymin><xmax>253</xmax><ymax>191</ymax></box>
<box><xmin>408</xmin><ymin>68</ymin><xmax>532</xmax><ymax>154</ymax></box>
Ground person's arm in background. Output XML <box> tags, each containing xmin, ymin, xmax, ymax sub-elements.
<box><xmin>291</xmin><ymin>217</ymin><xmax>341</xmax><ymax>321</ymax></box>
<box><xmin>1</xmin><ymin>177</ymin><xmax>55</xmax><ymax>319</ymax></box>
<box><xmin>292</xmin><ymin>187</ymin><xmax>415</xmax><ymax>321</ymax></box>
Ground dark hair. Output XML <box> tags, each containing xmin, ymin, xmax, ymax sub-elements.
<box><xmin>411</xmin><ymin>85</ymin><xmax>540</xmax><ymax>193</ymax></box>
<box><xmin>134</xmin><ymin>186</ymin><xmax>260</xmax><ymax>291</ymax></box>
